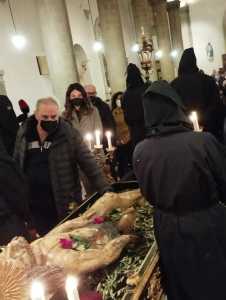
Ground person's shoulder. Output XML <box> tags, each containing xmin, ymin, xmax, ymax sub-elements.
<box><xmin>59</xmin><ymin>118</ymin><xmax>82</xmax><ymax>141</ymax></box>
<box><xmin>134</xmin><ymin>139</ymin><xmax>150</xmax><ymax>156</ymax></box>
<box><xmin>186</xmin><ymin>131</ymin><xmax>219</xmax><ymax>148</ymax></box>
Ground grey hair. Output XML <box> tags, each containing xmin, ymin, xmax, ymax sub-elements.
<box><xmin>36</xmin><ymin>97</ymin><xmax>59</xmax><ymax>111</ymax></box>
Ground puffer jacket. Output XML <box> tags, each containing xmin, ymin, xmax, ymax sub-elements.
<box><xmin>14</xmin><ymin>117</ymin><xmax>109</xmax><ymax>218</ymax></box>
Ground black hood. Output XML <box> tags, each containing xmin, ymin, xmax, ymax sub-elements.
<box><xmin>143</xmin><ymin>80</ymin><xmax>192</xmax><ymax>137</ymax></box>
<box><xmin>178</xmin><ymin>48</ymin><xmax>199</xmax><ymax>76</ymax></box>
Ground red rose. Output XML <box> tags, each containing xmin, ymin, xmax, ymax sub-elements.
<box><xmin>59</xmin><ymin>238</ymin><xmax>73</xmax><ymax>249</ymax></box>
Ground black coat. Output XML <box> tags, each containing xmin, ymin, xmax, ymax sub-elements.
<box><xmin>133</xmin><ymin>81</ymin><xmax>226</xmax><ymax>300</ymax></box>
<box><xmin>122</xmin><ymin>84</ymin><xmax>148</xmax><ymax>148</ymax></box>
<box><xmin>134</xmin><ymin>132</ymin><xmax>226</xmax><ymax>300</ymax></box>
<box><xmin>14</xmin><ymin>117</ymin><xmax>109</xmax><ymax>219</ymax></box>
<box><xmin>0</xmin><ymin>139</ymin><xmax>30</xmax><ymax>244</ymax></box>
<box><xmin>0</xmin><ymin>95</ymin><xmax>19</xmax><ymax>155</ymax></box>
<box><xmin>171</xmin><ymin>48</ymin><xmax>225</xmax><ymax>142</ymax></box>
<box><xmin>91</xmin><ymin>96</ymin><xmax>115</xmax><ymax>132</ymax></box>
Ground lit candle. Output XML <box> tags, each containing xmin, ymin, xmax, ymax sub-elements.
<box><xmin>94</xmin><ymin>130</ymin><xmax>103</xmax><ymax>148</ymax></box>
<box><xmin>30</xmin><ymin>281</ymin><xmax>45</xmax><ymax>300</ymax></box>
<box><xmin>85</xmin><ymin>133</ymin><xmax>93</xmax><ymax>151</ymax></box>
<box><xmin>66</xmin><ymin>276</ymin><xmax>80</xmax><ymax>300</ymax></box>
<box><xmin>106</xmin><ymin>131</ymin><xmax>113</xmax><ymax>150</ymax></box>
<box><xmin>189</xmin><ymin>111</ymin><xmax>200</xmax><ymax>132</ymax></box>
<box><xmin>141</xmin><ymin>26</ymin><xmax>145</xmax><ymax>36</ymax></box>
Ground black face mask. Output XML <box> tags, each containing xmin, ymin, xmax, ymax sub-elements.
<box><xmin>40</xmin><ymin>120</ymin><xmax>58</xmax><ymax>134</ymax></box>
<box><xmin>89</xmin><ymin>96</ymin><xmax>96</xmax><ymax>104</ymax></box>
<box><xmin>70</xmin><ymin>98</ymin><xmax>84</xmax><ymax>108</ymax></box>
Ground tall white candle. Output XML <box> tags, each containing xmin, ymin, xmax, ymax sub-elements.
<box><xmin>189</xmin><ymin>111</ymin><xmax>200</xmax><ymax>132</ymax></box>
<box><xmin>94</xmin><ymin>130</ymin><xmax>103</xmax><ymax>148</ymax></box>
<box><xmin>106</xmin><ymin>131</ymin><xmax>113</xmax><ymax>150</ymax></box>
<box><xmin>85</xmin><ymin>133</ymin><xmax>93</xmax><ymax>151</ymax></box>
<box><xmin>30</xmin><ymin>281</ymin><xmax>45</xmax><ymax>300</ymax></box>
<box><xmin>66</xmin><ymin>276</ymin><xmax>80</xmax><ymax>300</ymax></box>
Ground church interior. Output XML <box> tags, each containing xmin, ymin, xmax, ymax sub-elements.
<box><xmin>1</xmin><ymin>0</ymin><xmax>226</xmax><ymax>300</ymax></box>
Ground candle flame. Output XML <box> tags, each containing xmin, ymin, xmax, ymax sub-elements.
<box><xmin>66</xmin><ymin>275</ymin><xmax>79</xmax><ymax>290</ymax></box>
<box><xmin>189</xmin><ymin>111</ymin><xmax>198</xmax><ymax>122</ymax></box>
<box><xmin>31</xmin><ymin>280</ymin><xmax>45</xmax><ymax>299</ymax></box>
<box><xmin>85</xmin><ymin>133</ymin><xmax>93</xmax><ymax>141</ymax></box>
<box><xmin>105</xmin><ymin>131</ymin><xmax>112</xmax><ymax>138</ymax></box>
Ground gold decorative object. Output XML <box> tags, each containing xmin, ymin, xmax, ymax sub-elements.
<box><xmin>0</xmin><ymin>260</ymin><xmax>27</xmax><ymax>300</ymax></box>
<box><xmin>138</xmin><ymin>27</ymin><xmax>154</xmax><ymax>81</ymax></box>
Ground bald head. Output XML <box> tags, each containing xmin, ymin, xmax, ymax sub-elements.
<box><xmin>85</xmin><ymin>84</ymin><xmax>97</xmax><ymax>97</ymax></box>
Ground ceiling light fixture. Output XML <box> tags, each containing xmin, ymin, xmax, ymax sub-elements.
<box><xmin>155</xmin><ymin>50</ymin><xmax>163</xmax><ymax>59</ymax></box>
<box><xmin>131</xmin><ymin>43</ymin><xmax>140</xmax><ymax>53</ymax></box>
<box><xmin>8</xmin><ymin>0</ymin><xmax>27</xmax><ymax>50</ymax></box>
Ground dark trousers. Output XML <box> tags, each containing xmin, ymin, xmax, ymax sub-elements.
<box><xmin>32</xmin><ymin>209</ymin><xmax>58</xmax><ymax>236</ymax></box>
<box><xmin>0</xmin><ymin>214</ymin><xmax>28</xmax><ymax>245</ymax></box>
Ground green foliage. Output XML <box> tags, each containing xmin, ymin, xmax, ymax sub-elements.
<box><xmin>97</xmin><ymin>201</ymin><xmax>155</xmax><ymax>300</ymax></box>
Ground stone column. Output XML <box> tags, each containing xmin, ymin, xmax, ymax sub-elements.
<box><xmin>37</xmin><ymin>0</ymin><xmax>78</xmax><ymax>105</ymax></box>
<box><xmin>97</xmin><ymin>0</ymin><xmax>127</xmax><ymax>93</ymax></box>
<box><xmin>180</xmin><ymin>4</ymin><xmax>193</xmax><ymax>49</ymax></box>
<box><xmin>167</xmin><ymin>0</ymin><xmax>184</xmax><ymax>67</ymax></box>
<box><xmin>149</xmin><ymin>0</ymin><xmax>175</xmax><ymax>81</ymax></box>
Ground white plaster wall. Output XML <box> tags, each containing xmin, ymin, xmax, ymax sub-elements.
<box><xmin>189</xmin><ymin>0</ymin><xmax>226</xmax><ymax>74</ymax></box>
<box><xmin>65</xmin><ymin>0</ymin><xmax>107</xmax><ymax>100</ymax></box>
<box><xmin>0</xmin><ymin>0</ymin><xmax>53</xmax><ymax>114</ymax></box>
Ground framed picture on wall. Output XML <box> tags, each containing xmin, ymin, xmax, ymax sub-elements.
<box><xmin>36</xmin><ymin>56</ymin><xmax>49</xmax><ymax>76</ymax></box>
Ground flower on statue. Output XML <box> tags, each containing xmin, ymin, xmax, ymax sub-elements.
<box><xmin>92</xmin><ymin>215</ymin><xmax>106</xmax><ymax>224</ymax></box>
<box><xmin>59</xmin><ymin>238</ymin><xmax>73</xmax><ymax>249</ymax></box>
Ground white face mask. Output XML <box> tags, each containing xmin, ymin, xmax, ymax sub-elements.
<box><xmin>116</xmin><ymin>99</ymin><xmax>121</xmax><ymax>108</ymax></box>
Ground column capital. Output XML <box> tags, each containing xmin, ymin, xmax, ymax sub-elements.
<box><xmin>167</xmin><ymin>0</ymin><xmax>180</xmax><ymax>10</ymax></box>
<box><xmin>180</xmin><ymin>4</ymin><xmax>189</xmax><ymax>13</ymax></box>
<box><xmin>148</xmin><ymin>0</ymin><xmax>166</xmax><ymax>7</ymax></box>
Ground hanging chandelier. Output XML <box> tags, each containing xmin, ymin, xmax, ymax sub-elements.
<box><xmin>138</xmin><ymin>27</ymin><xmax>154</xmax><ymax>81</ymax></box>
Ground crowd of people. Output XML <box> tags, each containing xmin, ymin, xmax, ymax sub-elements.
<box><xmin>1</xmin><ymin>47</ymin><xmax>226</xmax><ymax>299</ymax></box>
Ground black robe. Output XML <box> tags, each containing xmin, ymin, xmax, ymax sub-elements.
<box><xmin>0</xmin><ymin>139</ymin><xmax>30</xmax><ymax>244</ymax></box>
<box><xmin>171</xmin><ymin>48</ymin><xmax>225</xmax><ymax>142</ymax></box>
<box><xmin>122</xmin><ymin>83</ymin><xmax>148</xmax><ymax>148</ymax></box>
<box><xmin>133</xmin><ymin>80</ymin><xmax>226</xmax><ymax>300</ymax></box>
<box><xmin>0</xmin><ymin>95</ymin><xmax>19</xmax><ymax>155</ymax></box>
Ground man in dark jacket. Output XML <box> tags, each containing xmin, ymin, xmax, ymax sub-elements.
<box><xmin>85</xmin><ymin>84</ymin><xmax>115</xmax><ymax>135</ymax></box>
<box><xmin>0</xmin><ymin>95</ymin><xmax>19</xmax><ymax>155</ymax></box>
<box><xmin>0</xmin><ymin>138</ymin><xmax>30</xmax><ymax>245</ymax></box>
<box><xmin>14</xmin><ymin>97</ymin><xmax>109</xmax><ymax>235</ymax></box>
<box><xmin>134</xmin><ymin>80</ymin><xmax>226</xmax><ymax>300</ymax></box>
<box><xmin>171</xmin><ymin>47</ymin><xmax>225</xmax><ymax>142</ymax></box>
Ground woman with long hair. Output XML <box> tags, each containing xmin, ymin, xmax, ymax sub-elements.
<box><xmin>64</xmin><ymin>83</ymin><xmax>103</xmax><ymax>137</ymax></box>
<box><xmin>64</xmin><ymin>83</ymin><xmax>105</xmax><ymax>197</ymax></box>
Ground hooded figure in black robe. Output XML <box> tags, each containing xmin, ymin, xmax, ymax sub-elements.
<box><xmin>172</xmin><ymin>48</ymin><xmax>225</xmax><ymax>142</ymax></box>
<box><xmin>133</xmin><ymin>80</ymin><xmax>226</xmax><ymax>300</ymax></box>
<box><xmin>0</xmin><ymin>138</ymin><xmax>30</xmax><ymax>244</ymax></box>
<box><xmin>0</xmin><ymin>95</ymin><xmax>19</xmax><ymax>155</ymax></box>
<box><xmin>122</xmin><ymin>63</ymin><xmax>148</xmax><ymax>149</ymax></box>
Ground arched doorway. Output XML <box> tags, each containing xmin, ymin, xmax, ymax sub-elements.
<box><xmin>74</xmin><ymin>44</ymin><xmax>92</xmax><ymax>85</ymax></box>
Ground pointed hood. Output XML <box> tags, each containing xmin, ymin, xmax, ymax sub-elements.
<box><xmin>143</xmin><ymin>80</ymin><xmax>192</xmax><ymax>137</ymax></box>
<box><xmin>178</xmin><ymin>47</ymin><xmax>199</xmax><ymax>76</ymax></box>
